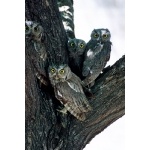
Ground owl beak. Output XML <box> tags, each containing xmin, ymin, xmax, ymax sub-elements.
<box><xmin>98</xmin><ymin>38</ymin><xmax>102</xmax><ymax>42</ymax></box>
<box><xmin>55</xmin><ymin>76</ymin><xmax>59</xmax><ymax>80</ymax></box>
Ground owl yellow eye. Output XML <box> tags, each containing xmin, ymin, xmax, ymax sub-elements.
<box><xmin>80</xmin><ymin>43</ymin><xmax>84</xmax><ymax>48</ymax></box>
<box><xmin>103</xmin><ymin>34</ymin><xmax>108</xmax><ymax>39</ymax></box>
<box><xmin>94</xmin><ymin>33</ymin><xmax>99</xmax><ymax>38</ymax></box>
<box><xmin>70</xmin><ymin>42</ymin><xmax>75</xmax><ymax>47</ymax></box>
<box><xmin>59</xmin><ymin>69</ymin><xmax>65</xmax><ymax>74</ymax></box>
<box><xmin>51</xmin><ymin>68</ymin><xmax>55</xmax><ymax>73</ymax></box>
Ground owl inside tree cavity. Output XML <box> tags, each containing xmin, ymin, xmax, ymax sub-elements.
<box><xmin>82</xmin><ymin>28</ymin><xmax>112</xmax><ymax>87</ymax></box>
<box><xmin>68</xmin><ymin>38</ymin><xmax>86</xmax><ymax>78</ymax></box>
<box><xmin>48</xmin><ymin>64</ymin><xmax>92</xmax><ymax>121</ymax></box>
<box><xmin>25</xmin><ymin>21</ymin><xmax>47</xmax><ymax>61</ymax></box>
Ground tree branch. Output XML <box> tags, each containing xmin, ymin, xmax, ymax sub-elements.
<box><xmin>60</xmin><ymin>55</ymin><xmax>125</xmax><ymax>150</ymax></box>
<box><xmin>57</xmin><ymin>0</ymin><xmax>75</xmax><ymax>39</ymax></box>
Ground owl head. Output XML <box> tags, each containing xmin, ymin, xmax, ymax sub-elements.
<box><xmin>48</xmin><ymin>64</ymin><xmax>72</xmax><ymax>84</ymax></box>
<box><xmin>68</xmin><ymin>38</ymin><xmax>86</xmax><ymax>57</ymax></box>
<box><xmin>90</xmin><ymin>28</ymin><xmax>111</xmax><ymax>42</ymax></box>
<box><xmin>25</xmin><ymin>21</ymin><xmax>43</xmax><ymax>41</ymax></box>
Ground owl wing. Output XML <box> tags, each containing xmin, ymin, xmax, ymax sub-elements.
<box><xmin>94</xmin><ymin>41</ymin><xmax>111</xmax><ymax>71</ymax></box>
<box><xmin>82</xmin><ymin>41</ymin><xmax>112</xmax><ymax>87</ymax></box>
<box><xmin>34</xmin><ymin>42</ymin><xmax>47</xmax><ymax>61</ymax></box>
<box><xmin>55</xmin><ymin>81</ymin><xmax>91</xmax><ymax>121</ymax></box>
<box><xmin>82</xmin><ymin>41</ymin><xmax>101</xmax><ymax>76</ymax></box>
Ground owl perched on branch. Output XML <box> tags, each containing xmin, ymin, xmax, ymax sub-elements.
<box><xmin>25</xmin><ymin>21</ymin><xmax>47</xmax><ymax>61</ymax></box>
<box><xmin>48</xmin><ymin>64</ymin><xmax>92</xmax><ymax>121</ymax></box>
<box><xmin>82</xmin><ymin>28</ymin><xmax>112</xmax><ymax>87</ymax></box>
<box><xmin>68</xmin><ymin>38</ymin><xmax>86</xmax><ymax>77</ymax></box>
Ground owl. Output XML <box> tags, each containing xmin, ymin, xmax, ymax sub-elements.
<box><xmin>82</xmin><ymin>28</ymin><xmax>112</xmax><ymax>87</ymax></box>
<box><xmin>33</xmin><ymin>42</ymin><xmax>47</xmax><ymax>61</ymax></box>
<box><xmin>25</xmin><ymin>21</ymin><xmax>47</xmax><ymax>61</ymax></box>
<box><xmin>25</xmin><ymin>21</ymin><xmax>44</xmax><ymax>41</ymax></box>
<box><xmin>68</xmin><ymin>38</ymin><xmax>86</xmax><ymax>78</ymax></box>
<box><xmin>48</xmin><ymin>64</ymin><xmax>92</xmax><ymax>121</ymax></box>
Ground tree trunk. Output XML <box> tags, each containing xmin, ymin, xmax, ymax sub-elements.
<box><xmin>25</xmin><ymin>0</ymin><xmax>125</xmax><ymax>150</ymax></box>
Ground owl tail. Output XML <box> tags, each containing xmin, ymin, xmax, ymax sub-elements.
<box><xmin>76</xmin><ymin>113</ymin><xmax>86</xmax><ymax>121</ymax></box>
<box><xmin>70</xmin><ymin>110</ymin><xmax>86</xmax><ymax>121</ymax></box>
<box><xmin>64</xmin><ymin>103</ymin><xmax>86</xmax><ymax>121</ymax></box>
<box><xmin>82</xmin><ymin>78</ymin><xmax>89</xmax><ymax>87</ymax></box>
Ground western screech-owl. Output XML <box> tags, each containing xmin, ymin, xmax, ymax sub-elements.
<box><xmin>48</xmin><ymin>64</ymin><xmax>92</xmax><ymax>121</ymax></box>
<box><xmin>82</xmin><ymin>28</ymin><xmax>112</xmax><ymax>87</ymax></box>
<box><xmin>68</xmin><ymin>38</ymin><xmax>86</xmax><ymax>78</ymax></box>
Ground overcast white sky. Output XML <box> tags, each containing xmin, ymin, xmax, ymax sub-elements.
<box><xmin>73</xmin><ymin>0</ymin><xmax>125</xmax><ymax>149</ymax></box>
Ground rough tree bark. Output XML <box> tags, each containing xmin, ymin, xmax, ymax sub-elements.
<box><xmin>25</xmin><ymin>0</ymin><xmax>125</xmax><ymax>150</ymax></box>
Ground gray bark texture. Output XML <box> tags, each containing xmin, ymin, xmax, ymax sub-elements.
<box><xmin>25</xmin><ymin>0</ymin><xmax>125</xmax><ymax>150</ymax></box>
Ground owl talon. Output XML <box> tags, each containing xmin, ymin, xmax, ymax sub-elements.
<box><xmin>57</xmin><ymin>107</ymin><xmax>68</xmax><ymax>115</ymax></box>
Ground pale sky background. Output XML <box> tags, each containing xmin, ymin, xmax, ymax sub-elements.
<box><xmin>73</xmin><ymin>0</ymin><xmax>125</xmax><ymax>150</ymax></box>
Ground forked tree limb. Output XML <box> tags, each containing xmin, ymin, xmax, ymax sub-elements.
<box><xmin>58</xmin><ymin>55</ymin><xmax>125</xmax><ymax>150</ymax></box>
